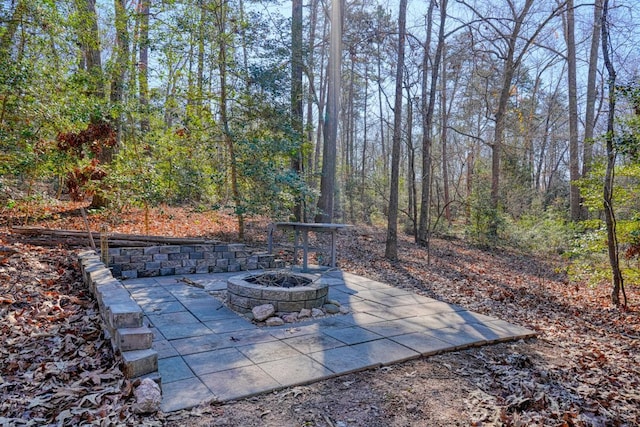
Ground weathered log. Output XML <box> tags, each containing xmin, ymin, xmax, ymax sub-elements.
<box><xmin>10</xmin><ymin>226</ymin><xmax>220</xmax><ymax>247</ymax></box>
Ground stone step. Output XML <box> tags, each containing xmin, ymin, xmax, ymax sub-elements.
<box><xmin>116</xmin><ymin>327</ymin><xmax>154</xmax><ymax>352</ymax></box>
<box><xmin>121</xmin><ymin>348</ymin><xmax>158</xmax><ymax>378</ymax></box>
<box><xmin>107</xmin><ymin>300</ymin><xmax>144</xmax><ymax>329</ymax></box>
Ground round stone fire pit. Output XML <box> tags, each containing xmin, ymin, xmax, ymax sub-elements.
<box><xmin>227</xmin><ymin>271</ymin><xmax>328</xmax><ymax>314</ymax></box>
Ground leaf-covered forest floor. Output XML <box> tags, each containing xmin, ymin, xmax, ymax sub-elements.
<box><xmin>2</xmin><ymin>203</ymin><xmax>639</xmax><ymax>426</ymax></box>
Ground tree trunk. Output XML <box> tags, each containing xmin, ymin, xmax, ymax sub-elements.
<box><xmin>75</xmin><ymin>0</ymin><xmax>104</xmax><ymax>99</ymax></box>
<box><xmin>581</xmin><ymin>0</ymin><xmax>602</xmax><ymax>217</ymax></box>
<box><xmin>440</xmin><ymin>43</ymin><xmax>451</xmax><ymax>226</ymax></box>
<box><xmin>601</xmin><ymin>0</ymin><xmax>625</xmax><ymax>306</ymax></box>
<box><xmin>564</xmin><ymin>0</ymin><xmax>581</xmax><ymax>221</ymax></box>
<box><xmin>418</xmin><ymin>0</ymin><xmax>446</xmax><ymax>247</ymax></box>
<box><xmin>315</xmin><ymin>0</ymin><xmax>342</xmax><ymax>223</ymax></box>
<box><xmin>216</xmin><ymin>0</ymin><xmax>244</xmax><ymax>238</ymax></box>
<box><xmin>291</xmin><ymin>0</ymin><xmax>304</xmax><ymax>221</ymax></box>
<box><xmin>138</xmin><ymin>0</ymin><xmax>150</xmax><ymax>133</ymax></box>
<box><xmin>384</xmin><ymin>0</ymin><xmax>407</xmax><ymax>261</ymax></box>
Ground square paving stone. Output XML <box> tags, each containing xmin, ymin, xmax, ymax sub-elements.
<box><xmin>268</xmin><ymin>323</ymin><xmax>322</xmax><ymax>340</ymax></box>
<box><xmin>351</xmin><ymin>279</ymin><xmax>394</xmax><ymax>290</ymax></box>
<box><xmin>183</xmin><ymin>347</ymin><xmax>253</xmax><ymax>376</ymax></box>
<box><xmin>351</xmin><ymin>290</ymin><xmax>392</xmax><ymax>302</ymax></box>
<box><xmin>309</xmin><ymin>345</ymin><xmax>379</xmax><ymax>374</ymax></box>
<box><xmin>219</xmin><ymin>328</ymin><xmax>278</xmax><ymax>346</ymax></box>
<box><xmin>340</xmin><ymin>312</ymin><xmax>389</xmax><ymax>326</ymax></box>
<box><xmin>200</xmin><ymin>364</ymin><xmax>281</xmax><ymax>402</ymax></box>
<box><xmin>348</xmin><ymin>299</ymin><xmax>393</xmax><ymax>313</ymax></box>
<box><xmin>389</xmin><ymin>332</ymin><xmax>455</xmax><ymax>355</ymax></box>
<box><xmin>349</xmin><ymin>339</ymin><xmax>420</xmax><ymax>365</ymax></box>
<box><xmin>161</xmin><ymin>377</ymin><xmax>214</xmax><ymax>412</ymax></box>
<box><xmin>377</xmin><ymin>294</ymin><xmax>432</xmax><ymax>307</ymax></box>
<box><xmin>202</xmin><ymin>279</ymin><xmax>228</xmax><ymax>291</ymax></box>
<box><xmin>237</xmin><ymin>340</ymin><xmax>303</xmax><ymax>364</ymax></box>
<box><xmin>322</xmin><ymin>326</ymin><xmax>383</xmax><ymax>345</ymax></box>
<box><xmin>282</xmin><ymin>333</ymin><xmax>346</xmax><ymax>354</ymax></box>
<box><xmin>139</xmin><ymin>300</ymin><xmax>186</xmax><ymax>315</ymax></box>
<box><xmin>189</xmin><ymin>305</ymin><xmax>238</xmax><ymax>322</ymax></box>
<box><xmin>258</xmin><ymin>354</ymin><xmax>334</xmax><ymax>387</ymax></box>
<box><xmin>408</xmin><ymin>313</ymin><xmax>460</xmax><ymax>330</ymax></box>
<box><xmin>423</xmin><ymin>325</ymin><xmax>490</xmax><ymax>349</ymax></box>
<box><xmin>147</xmin><ymin>311</ymin><xmax>200</xmax><ymax>327</ymax></box>
<box><xmin>329</xmin><ymin>285</ymin><xmax>362</xmax><ymax>296</ymax></box>
<box><xmin>474</xmin><ymin>319</ymin><xmax>537</xmax><ymax>341</ymax></box>
<box><xmin>171</xmin><ymin>334</ymin><xmax>231</xmax><ymax>355</ymax></box>
<box><xmin>130</xmin><ymin>289</ymin><xmax>178</xmax><ymax>304</ymax></box>
<box><xmin>121</xmin><ymin>278</ymin><xmax>160</xmax><ymax>290</ymax></box>
<box><xmin>205</xmin><ymin>317</ymin><xmax>254</xmax><ymax>334</ymax></box>
<box><xmin>361</xmin><ymin>308</ymin><xmax>406</xmax><ymax>321</ymax></box>
<box><xmin>361</xmin><ymin>319</ymin><xmax>425</xmax><ymax>338</ymax></box>
<box><xmin>154</xmin><ymin>339</ymin><xmax>179</xmax><ymax>359</ymax></box>
<box><xmin>158</xmin><ymin>356</ymin><xmax>195</xmax><ymax>383</ymax></box>
<box><xmin>374</xmin><ymin>287</ymin><xmax>412</xmax><ymax>297</ymax></box>
<box><xmin>155</xmin><ymin>322</ymin><xmax>214</xmax><ymax>340</ymax></box>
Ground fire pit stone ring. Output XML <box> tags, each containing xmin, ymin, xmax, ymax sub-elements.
<box><xmin>227</xmin><ymin>271</ymin><xmax>329</xmax><ymax>313</ymax></box>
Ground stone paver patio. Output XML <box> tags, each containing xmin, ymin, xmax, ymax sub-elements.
<box><xmin>122</xmin><ymin>269</ymin><xmax>536</xmax><ymax>412</ymax></box>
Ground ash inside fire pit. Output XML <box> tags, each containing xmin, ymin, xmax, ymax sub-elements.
<box><xmin>227</xmin><ymin>271</ymin><xmax>328</xmax><ymax>313</ymax></box>
<box><xmin>245</xmin><ymin>272</ymin><xmax>312</xmax><ymax>288</ymax></box>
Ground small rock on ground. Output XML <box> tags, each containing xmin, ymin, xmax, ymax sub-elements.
<box><xmin>323</xmin><ymin>303</ymin><xmax>340</xmax><ymax>314</ymax></box>
<box><xmin>311</xmin><ymin>308</ymin><xmax>324</xmax><ymax>317</ymax></box>
<box><xmin>252</xmin><ymin>304</ymin><xmax>275</xmax><ymax>321</ymax></box>
<box><xmin>133</xmin><ymin>378</ymin><xmax>162</xmax><ymax>414</ymax></box>
<box><xmin>266</xmin><ymin>316</ymin><xmax>285</xmax><ymax>326</ymax></box>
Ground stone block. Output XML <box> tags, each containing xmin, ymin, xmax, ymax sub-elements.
<box><xmin>108</xmin><ymin>248</ymin><xmax>121</xmax><ymax>256</ymax></box>
<box><xmin>88</xmin><ymin>267</ymin><xmax>112</xmax><ymax>294</ymax></box>
<box><xmin>189</xmin><ymin>252</ymin><xmax>204</xmax><ymax>260</ymax></box>
<box><xmin>144</xmin><ymin>261</ymin><xmax>162</xmax><ymax>270</ymax></box>
<box><xmin>152</xmin><ymin>253</ymin><xmax>169</xmax><ymax>261</ymax></box>
<box><xmin>131</xmin><ymin>255</ymin><xmax>153</xmax><ymax>263</ymax></box>
<box><xmin>111</xmin><ymin>255</ymin><xmax>131</xmax><ymax>264</ymax></box>
<box><xmin>168</xmin><ymin>253</ymin><xmax>189</xmax><ymax>261</ymax></box>
<box><xmin>222</xmin><ymin>252</ymin><xmax>236</xmax><ymax>259</ymax></box>
<box><xmin>182</xmin><ymin>259</ymin><xmax>197</xmax><ymax>267</ymax></box>
<box><xmin>202</xmin><ymin>251</ymin><xmax>219</xmax><ymax>259</ymax></box>
<box><xmin>143</xmin><ymin>246</ymin><xmax>161</xmax><ymax>255</ymax></box>
<box><xmin>139</xmin><ymin>269</ymin><xmax>160</xmax><ymax>278</ymax></box>
<box><xmin>122</xmin><ymin>270</ymin><xmax>138</xmax><ymax>279</ymax></box>
<box><xmin>82</xmin><ymin>261</ymin><xmax>105</xmax><ymax>284</ymax></box>
<box><xmin>180</xmin><ymin>246</ymin><xmax>195</xmax><ymax>253</ymax></box>
<box><xmin>108</xmin><ymin>302</ymin><xmax>143</xmax><ymax>328</ymax></box>
<box><xmin>109</xmin><ymin>265</ymin><xmax>122</xmax><ymax>278</ymax></box>
<box><xmin>227</xmin><ymin>244</ymin><xmax>246</xmax><ymax>252</ymax></box>
<box><xmin>215</xmin><ymin>245</ymin><xmax>228</xmax><ymax>252</ymax></box>
<box><xmin>116</xmin><ymin>327</ymin><xmax>154</xmax><ymax>351</ymax></box>
<box><xmin>195</xmin><ymin>266</ymin><xmax>209</xmax><ymax>274</ymax></box>
<box><xmin>121</xmin><ymin>248</ymin><xmax>144</xmax><ymax>256</ymax></box>
<box><xmin>160</xmin><ymin>267</ymin><xmax>175</xmax><ymax>276</ymax></box>
<box><xmin>159</xmin><ymin>246</ymin><xmax>181</xmax><ymax>254</ymax></box>
<box><xmin>194</xmin><ymin>245</ymin><xmax>215</xmax><ymax>252</ymax></box>
<box><xmin>278</xmin><ymin>301</ymin><xmax>306</xmax><ymax>312</ymax></box>
<box><xmin>227</xmin><ymin>263</ymin><xmax>241</xmax><ymax>272</ymax></box>
<box><xmin>216</xmin><ymin>259</ymin><xmax>229</xmax><ymax>268</ymax></box>
<box><xmin>175</xmin><ymin>266</ymin><xmax>196</xmax><ymax>275</ymax></box>
<box><xmin>160</xmin><ymin>260</ymin><xmax>182</xmax><ymax>268</ymax></box>
<box><xmin>121</xmin><ymin>349</ymin><xmax>158</xmax><ymax>378</ymax></box>
<box><xmin>262</xmin><ymin>289</ymin><xmax>291</xmax><ymax>301</ymax></box>
<box><xmin>122</xmin><ymin>263</ymin><xmax>145</xmax><ymax>271</ymax></box>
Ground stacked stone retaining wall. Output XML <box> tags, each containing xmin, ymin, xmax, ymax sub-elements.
<box><xmin>107</xmin><ymin>244</ymin><xmax>281</xmax><ymax>279</ymax></box>
<box><xmin>77</xmin><ymin>250</ymin><xmax>159</xmax><ymax>381</ymax></box>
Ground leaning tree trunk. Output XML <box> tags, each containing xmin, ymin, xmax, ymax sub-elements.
<box><xmin>384</xmin><ymin>0</ymin><xmax>407</xmax><ymax>261</ymax></box>
<box><xmin>601</xmin><ymin>0</ymin><xmax>625</xmax><ymax>306</ymax></box>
